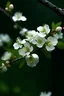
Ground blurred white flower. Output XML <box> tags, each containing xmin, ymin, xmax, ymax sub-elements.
<box><xmin>37</xmin><ymin>24</ymin><xmax>50</xmax><ymax>37</ymax></box>
<box><xmin>1</xmin><ymin>63</ymin><xmax>7</xmax><ymax>72</ymax></box>
<box><xmin>12</xmin><ymin>12</ymin><xmax>27</xmax><ymax>22</ymax></box>
<box><xmin>1</xmin><ymin>52</ymin><xmax>12</xmax><ymax>60</ymax></box>
<box><xmin>0</xmin><ymin>39</ymin><xmax>3</xmax><ymax>47</ymax></box>
<box><xmin>40</xmin><ymin>92</ymin><xmax>52</xmax><ymax>96</ymax></box>
<box><xmin>0</xmin><ymin>34</ymin><xmax>11</xmax><ymax>43</ymax></box>
<box><xmin>55</xmin><ymin>26</ymin><xmax>62</xmax><ymax>32</ymax></box>
<box><xmin>26</xmin><ymin>30</ymin><xmax>37</xmax><ymax>41</ymax></box>
<box><xmin>25</xmin><ymin>54</ymin><xmax>39</xmax><ymax>67</ymax></box>
<box><xmin>14</xmin><ymin>24</ymin><xmax>18</xmax><ymax>29</ymax></box>
<box><xmin>32</xmin><ymin>34</ymin><xmax>46</xmax><ymax>48</ymax></box>
<box><xmin>45</xmin><ymin>36</ymin><xmax>58</xmax><ymax>51</ymax></box>
<box><xmin>53</xmin><ymin>32</ymin><xmax>63</xmax><ymax>39</ymax></box>
<box><xmin>19</xmin><ymin>28</ymin><xmax>28</xmax><ymax>36</ymax></box>
<box><xmin>18</xmin><ymin>42</ymin><xmax>33</xmax><ymax>57</ymax></box>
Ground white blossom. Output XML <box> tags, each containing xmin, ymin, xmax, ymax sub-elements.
<box><xmin>53</xmin><ymin>32</ymin><xmax>63</xmax><ymax>39</ymax></box>
<box><xmin>40</xmin><ymin>92</ymin><xmax>52</xmax><ymax>96</ymax></box>
<box><xmin>1</xmin><ymin>63</ymin><xmax>7</xmax><ymax>72</ymax></box>
<box><xmin>13</xmin><ymin>38</ymin><xmax>27</xmax><ymax>49</ymax></box>
<box><xmin>12</xmin><ymin>12</ymin><xmax>27</xmax><ymax>22</ymax></box>
<box><xmin>18</xmin><ymin>42</ymin><xmax>33</xmax><ymax>57</ymax></box>
<box><xmin>32</xmin><ymin>34</ymin><xmax>46</xmax><ymax>48</ymax></box>
<box><xmin>55</xmin><ymin>26</ymin><xmax>62</xmax><ymax>32</ymax></box>
<box><xmin>25</xmin><ymin>54</ymin><xmax>39</xmax><ymax>67</ymax></box>
<box><xmin>37</xmin><ymin>24</ymin><xmax>50</xmax><ymax>37</ymax></box>
<box><xmin>0</xmin><ymin>34</ymin><xmax>11</xmax><ymax>43</ymax></box>
<box><xmin>45</xmin><ymin>36</ymin><xmax>58</xmax><ymax>51</ymax></box>
<box><xmin>1</xmin><ymin>52</ymin><xmax>12</xmax><ymax>60</ymax></box>
<box><xmin>19</xmin><ymin>28</ymin><xmax>28</xmax><ymax>36</ymax></box>
<box><xmin>26</xmin><ymin>30</ymin><xmax>37</xmax><ymax>41</ymax></box>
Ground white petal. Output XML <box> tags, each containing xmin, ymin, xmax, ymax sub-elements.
<box><xmin>26</xmin><ymin>30</ymin><xmax>37</xmax><ymax>40</ymax></box>
<box><xmin>30</xmin><ymin>46</ymin><xmax>33</xmax><ymax>52</ymax></box>
<box><xmin>25</xmin><ymin>54</ymin><xmax>39</xmax><ymax>67</ymax></box>
<box><xmin>20</xmin><ymin>16</ymin><xmax>27</xmax><ymax>21</ymax></box>
<box><xmin>13</xmin><ymin>43</ymin><xmax>22</xmax><ymax>49</ymax></box>
<box><xmin>1</xmin><ymin>52</ymin><xmax>12</xmax><ymax>60</ymax></box>
<box><xmin>47</xmin><ymin>92</ymin><xmax>52</xmax><ymax>96</ymax></box>
<box><xmin>18</xmin><ymin>48</ymin><xmax>26</xmax><ymax>56</ymax></box>
<box><xmin>40</xmin><ymin>92</ymin><xmax>46</xmax><ymax>96</ymax></box>
<box><xmin>44</xmin><ymin>24</ymin><xmax>50</xmax><ymax>34</ymax></box>
<box><xmin>1</xmin><ymin>63</ymin><xmax>7</xmax><ymax>72</ymax></box>
<box><xmin>47</xmin><ymin>36</ymin><xmax>58</xmax><ymax>46</ymax></box>
<box><xmin>12</xmin><ymin>16</ymin><xmax>17</xmax><ymax>22</ymax></box>
<box><xmin>46</xmin><ymin>45</ymin><xmax>55</xmax><ymax>51</ymax></box>
<box><xmin>0</xmin><ymin>39</ymin><xmax>3</xmax><ymax>46</ymax></box>
<box><xmin>37</xmin><ymin>32</ymin><xmax>46</xmax><ymax>38</ymax></box>
<box><xmin>37</xmin><ymin>26</ymin><xmax>43</xmax><ymax>32</ymax></box>
<box><xmin>53</xmin><ymin>32</ymin><xmax>63</xmax><ymax>39</ymax></box>
<box><xmin>19</xmin><ymin>28</ymin><xmax>28</xmax><ymax>36</ymax></box>
<box><xmin>24</xmin><ymin>42</ymin><xmax>30</xmax><ymax>47</ymax></box>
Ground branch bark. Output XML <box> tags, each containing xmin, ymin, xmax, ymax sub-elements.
<box><xmin>37</xmin><ymin>0</ymin><xmax>64</xmax><ymax>18</ymax></box>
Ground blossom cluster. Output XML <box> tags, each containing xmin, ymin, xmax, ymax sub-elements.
<box><xmin>0</xmin><ymin>11</ymin><xmax>63</xmax><ymax>72</ymax></box>
<box><xmin>12</xmin><ymin>12</ymin><xmax>63</xmax><ymax>68</ymax></box>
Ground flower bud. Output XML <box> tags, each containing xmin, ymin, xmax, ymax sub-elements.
<box><xmin>9</xmin><ymin>4</ymin><xmax>14</xmax><ymax>9</ymax></box>
<box><xmin>5</xmin><ymin>7</ymin><xmax>8</xmax><ymax>11</ymax></box>
<box><xmin>56</xmin><ymin>26</ymin><xmax>62</xmax><ymax>31</ymax></box>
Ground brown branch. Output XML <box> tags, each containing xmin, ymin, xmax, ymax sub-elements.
<box><xmin>37</xmin><ymin>0</ymin><xmax>64</xmax><ymax>18</ymax></box>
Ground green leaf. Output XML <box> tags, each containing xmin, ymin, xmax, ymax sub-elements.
<box><xmin>43</xmin><ymin>49</ymin><xmax>51</xmax><ymax>59</ymax></box>
<box><xmin>6</xmin><ymin>1</ymin><xmax>10</xmax><ymax>8</ymax></box>
<box><xmin>56</xmin><ymin>22</ymin><xmax>62</xmax><ymax>27</ymax></box>
<box><xmin>52</xmin><ymin>22</ymin><xmax>62</xmax><ymax>31</ymax></box>
<box><xmin>57</xmin><ymin>41</ymin><xmax>64</xmax><ymax>49</ymax></box>
<box><xmin>52</xmin><ymin>22</ymin><xmax>56</xmax><ymax>29</ymax></box>
<box><xmin>19</xmin><ymin>59</ymin><xmax>25</xmax><ymax>68</ymax></box>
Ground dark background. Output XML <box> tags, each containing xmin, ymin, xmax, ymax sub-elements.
<box><xmin>0</xmin><ymin>0</ymin><xmax>64</xmax><ymax>96</ymax></box>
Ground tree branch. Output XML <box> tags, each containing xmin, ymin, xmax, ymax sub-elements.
<box><xmin>37</xmin><ymin>0</ymin><xmax>64</xmax><ymax>18</ymax></box>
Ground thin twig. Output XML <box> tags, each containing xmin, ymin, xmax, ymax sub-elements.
<box><xmin>10</xmin><ymin>57</ymin><xmax>23</xmax><ymax>64</ymax></box>
<box><xmin>0</xmin><ymin>7</ymin><xmax>15</xmax><ymax>23</ymax></box>
<box><xmin>37</xmin><ymin>0</ymin><xmax>64</xmax><ymax>18</ymax></box>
